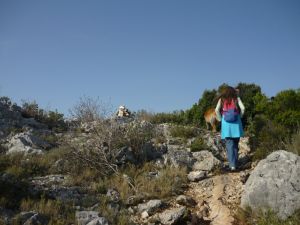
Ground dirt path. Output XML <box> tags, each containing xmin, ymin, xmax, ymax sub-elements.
<box><xmin>186</xmin><ymin>171</ymin><xmax>244</xmax><ymax>225</ymax></box>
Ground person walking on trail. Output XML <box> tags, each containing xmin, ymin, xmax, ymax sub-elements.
<box><xmin>215</xmin><ymin>86</ymin><xmax>245</xmax><ymax>171</ymax></box>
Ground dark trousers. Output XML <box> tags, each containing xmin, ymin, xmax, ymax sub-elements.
<box><xmin>225</xmin><ymin>137</ymin><xmax>240</xmax><ymax>168</ymax></box>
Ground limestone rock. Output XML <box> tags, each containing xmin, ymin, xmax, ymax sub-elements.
<box><xmin>187</xmin><ymin>171</ymin><xmax>207</xmax><ymax>182</ymax></box>
<box><xmin>192</xmin><ymin>150</ymin><xmax>221</xmax><ymax>172</ymax></box>
<box><xmin>75</xmin><ymin>211</ymin><xmax>100</xmax><ymax>225</ymax></box>
<box><xmin>137</xmin><ymin>199</ymin><xmax>163</xmax><ymax>215</ymax></box>
<box><xmin>176</xmin><ymin>195</ymin><xmax>196</xmax><ymax>207</ymax></box>
<box><xmin>241</xmin><ymin>150</ymin><xmax>300</xmax><ymax>219</ymax></box>
<box><xmin>163</xmin><ymin>149</ymin><xmax>195</xmax><ymax>169</ymax></box>
<box><xmin>6</xmin><ymin>131</ymin><xmax>51</xmax><ymax>154</ymax></box>
<box><xmin>157</xmin><ymin>206</ymin><xmax>187</xmax><ymax>225</ymax></box>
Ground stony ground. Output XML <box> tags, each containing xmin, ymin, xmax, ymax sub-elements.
<box><xmin>186</xmin><ymin>170</ymin><xmax>248</xmax><ymax>225</ymax></box>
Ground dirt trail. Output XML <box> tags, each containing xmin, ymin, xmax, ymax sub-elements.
<box><xmin>186</xmin><ymin>171</ymin><xmax>244</xmax><ymax>225</ymax></box>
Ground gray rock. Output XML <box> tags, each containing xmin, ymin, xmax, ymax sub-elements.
<box><xmin>187</xmin><ymin>171</ymin><xmax>207</xmax><ymax>182</ymax></box>
<box><xmin>125</xmin><ymin>194</ymin><xmax>145</xmax><ymax>206</ymax></box>
<box><xmin>115</xmin><ymin>146</ymin><xmax>137</xmax><ymax>165</ymax></box>
<box><xmin>157</xmin><ymin>206</ymin><xmax>187</xmax><ymax>224</ymax></box>
<box><xmin>6</xmin><ymin>131</ymin><xmax>51</xmax><ymax>154</ymax></box>
<box><xmin>19</xmin><ymin>211</ymin><xmax>48</xmax><ymax>225</ymax></box>
<box><xmin>192</xmin><ymin>150</ymin><xmax>221</xmax><ymax>172</ymax></box>
<box><xmin>106</xmin><ymin>188</ymin><xmax>120</xmax><ymax>203</ymax></box>
<box><xmin>142</xmin><ymin>142</ymin><xmax>166</xmax><ymax>161</ymax></box>
<box><xmin>137</xmin><ymin>199</ymin><xmax>163</xmax><ymax>215</ymax></box>
<box><xmin>86</xmin><ymin>217</ymin><xmax>109</xmax><ymax>225</ymax></box>
<box><xmin>176</xmin><ymin>195</ymin><xmax>196</xmax><ymax>207</ymax></box>
<box><xmin>30</xmin><ymin>175</ymin><xmax>82</xmax><ymax>202</ymax></box>
<box><xmin>75</xmin><ymin>211</ymin><xmax>100</xmax><ymax>225</ymax></box>
<box><xmin>241</xmin><ymin>150</ymin><xmax>300</xmax><ymax>219</ymax></box>
<box><xmin>163</xmin><ymin>149</ymin><xmax>195</xmax><ymax>169</ymax></box>
<box><xmin>203</xmin><ymin>133</ymin><xmax>225</xmax><ymax>158</ymax></box>
<box><xmin>0</xmin><ymin>207</ymin><xmax>14</xmax><ymax>224</ymax></box>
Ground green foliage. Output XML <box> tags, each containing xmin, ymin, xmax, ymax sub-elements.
<box><xmin>150</xmin><ymin>110</ymin><xmax>185</xmax><ymax>124</ymax></box>
<box><xmin>0</xmin><ymin>173</ymin><xmax>30</xmax><ymax>209</ymax></box>
<box><xmin>249</xmin><ymin>115</ymin><xmax>287</xmax><ymax>160</ymax></box>
<box><xmin>21</xmin><ymin>100</ymin><xmax>67</xmax><ymax>131</ymax></box>
<box><xmin>21</xmin><ymin>100</ymin><xmax>39</xmax><ymax>118</ymax></box>
<box><xmin>197</xmin><ymin>89</ymin><xmax>218</xmax><ymax>126</ymax></box>
<box><xmin>184</xmin><ymin>103</ymin><xmax>202</xmax><ymax>125</ymax></box>
<box><xmin>235</xmin><ymin>83</ymin><xmax>263</xmax><ymax>125</ymax></box>
<box><xmin>248</xmin><ymin>89</ymin><xmax>300</xmax><ymax>159</ymax></box>
<box><xmin>190</xmin><ymin>137</ymin><xmax>209</xmax><ymax>152</ymax></box>
<box><xmin>169</xmin><ymin>125</ymin><xmax>199</xmax><ymax>139</ymax></box>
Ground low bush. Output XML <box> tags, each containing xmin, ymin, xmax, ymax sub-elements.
<box><xmin>150</xmin><ymin>111</ymin><xmax>185</xmax><ymax>124</ymax></box>
<box><xmin>67</xmin><ymin>120</ymin><xmax>162</xmax><ymax>177</ymax></box>
<box><xmin>248</xmin><ymin>116</ymin><xmax>287</xmax><ymax>160</ymax></box>
<box><xmin>0</xmin><ymin>173</ymin><xmax>30</xmax><ymax>209</ymax></box>
<box><xmin>169</xmin><ymin>125</ymin><xmax>198</xmax><ymax>139</ymax></box>
<box><xmin>190</xmin><ymin>137</ymin><xmax>209</xmax><ymax>152</ymax></box>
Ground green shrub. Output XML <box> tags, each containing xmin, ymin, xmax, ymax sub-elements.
<box><xmin>0</xmin><ymin>173</ymin><xmax>30</xmax><ymax>209</ymax></box>
<box><xmin>248</xmin><ymin>115</ymin><xmax>288</xmax><ymax>160</ymax></box>
<box><xmin>150</xmin><ymin>111</ymin><xmax>185</xmax><ymax>124</ymax></box>
<box><xmin>21</xmin><ymin>100</ymin><xmax>67</xmax><ymax>131</ymax></box>
<box><xmin>169</xmin><ymin>125</ymin><xmax>198</xmax><ymax>139</ymax></box>
<box><xmin>190</xmin><ymin>137</ymin><xmax>208</xmax><ymax>152</ymax></box>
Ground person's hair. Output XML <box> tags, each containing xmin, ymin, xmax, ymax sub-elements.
<box><xmin>220</xmin><ymin>86</ymin><xmax>237</xmax><ymax>105</ymax></box>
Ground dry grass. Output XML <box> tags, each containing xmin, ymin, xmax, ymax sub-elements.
<box><xmin>19</xmin><ymin>198</ymin><xmax>74</xmax><ymax>225</ymax></box>
<box><xmin>285</xmin><ymin>129</ymin><xmax>300</xmax><ymax>155</ymax></box>
<box><xmin>103</xmin><ymin>162</ymin><xmax>188</xmax><ymax>202</ymax></box>
<box><xmin>234</xmin><ymin>207</ymin><xmax>300</xmax><ymax>225</ymax></box>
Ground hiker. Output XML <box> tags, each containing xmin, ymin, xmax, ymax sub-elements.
<box><xmin>116</xmin><ymin>105</ymin><xmax>131</xmax><ymax>118</ymax></box>
<box><xmin>215</xmin><ymin>86</ymin><xmax>245</xmax><ymax>171</ymax></box>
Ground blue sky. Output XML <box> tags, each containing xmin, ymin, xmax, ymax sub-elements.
<box><xmin>1</xmin><ymin>0</ymin><xmax>299</xmax><ymax>115</ymax></box>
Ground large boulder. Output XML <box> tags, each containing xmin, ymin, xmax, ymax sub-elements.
<box><xmin>192</xmin><ymin>150</ymin><xmax>221</xmax><ymax>172</ymax></box>
<box><xmin>162</xmin><ymin>147</ymin><xmax>195</xmax><ymax>169</ymax></box>
<box><xmin>241</xmin><ymin>150</ymin><xmax>300</xmax><ymax>219</ymax></box>
<box><xmin>202</xmin><ymin>133</ymin><xmax>225</xmax><ymax>158</ymax></box>
<box><xmin>6</xmin><ymin>131</ymin><xmax>52</xmax><ymax>154</ymax></box>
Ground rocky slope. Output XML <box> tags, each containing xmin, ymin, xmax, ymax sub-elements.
<box><xmin>0</xmin><ymin>101</ymin><xmax>299</xmax><ymax>225</ymax></box>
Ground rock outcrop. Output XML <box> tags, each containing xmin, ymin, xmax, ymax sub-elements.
<box><xmin>6</xmin><ymin>131</ymin><xmax>52</xmax><ymax>154</ymax></box>
<box><xmin>241</xmin><ymin>150</ymin><xmax>300</xmax><ymax>219</ymax></box>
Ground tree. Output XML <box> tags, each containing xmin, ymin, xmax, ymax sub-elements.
<box><xmin>197</xmin><ymin>89</ymin><xmax>218</xmax><ymax>126</ymax></box>
<box><xmin>235</xmin><ymin>83</ymin><xmax>263</xmax><ymax>126</ymax></box>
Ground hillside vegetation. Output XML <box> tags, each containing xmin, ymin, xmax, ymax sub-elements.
<box><xmin>0</xmin><ymin>83</ymin><xmax>299</xmax><ymax>225</ymax></box>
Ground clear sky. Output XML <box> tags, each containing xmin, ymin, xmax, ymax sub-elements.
<box><xmin>1</xmin><ymin>0</ymin><xmax>300</xmax><ymax>115</ymax></box>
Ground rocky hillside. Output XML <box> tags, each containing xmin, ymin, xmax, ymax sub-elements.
<box><xmin>0</xmin><ymin>100</ymin><xmax>299</xmax><ymax>225</ymax></box>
